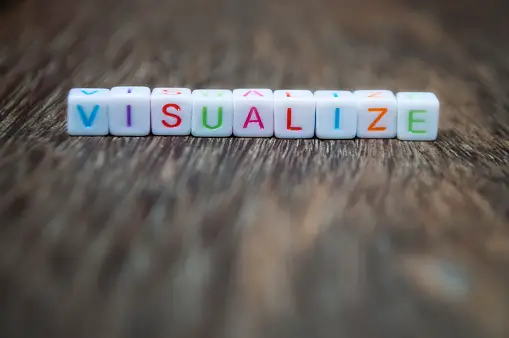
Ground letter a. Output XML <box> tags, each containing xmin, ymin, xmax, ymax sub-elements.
<box><xmin>243</xmin><ymin>107</ymin><xmax>264</xmax><ymax>129</ymax></box>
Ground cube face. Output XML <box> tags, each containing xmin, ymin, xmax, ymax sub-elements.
<box><xmin>233</xmin><ymin>89</ymin><xmax>274</xmax><ymax>137</ymax></box>
<box><xmin>355</xmin><ymin>90</ymin><xmax>397</xmax><ymax>138</ymax></box>
<box><xmin>109</xmin><ymin>86</ymin><xmax>151</xmax><ymax>136</ymax></box>
<box><xmin>274</xmin><ymin>90</ymin><xmax>315</xmax><ymax>138</ymax></box>
<box><xmin>191</xmin><ymin>89</ymin><xmax>233</xmax><ymax>137</ymax></box>
<box><xmin>67</xmin><ymin>88</ymin><xmax>110</xmax><ymax>136</ymax></box>
<box><xmin>397</xmin><ymin>92</ymin><xmax>439</xmax><ymax>141</ymax></box>
<box><xmin>315</xmin><ymin>90</ymin><xmax>357</xmax><ymax>139</ymax></box>
<box><xmin>151</xmin><ymin>88</ymin><xmax>192</xmax><ymax>135</ymax></box>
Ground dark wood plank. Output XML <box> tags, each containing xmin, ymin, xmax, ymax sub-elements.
<box><xmin>0</xmin><ymin>0</ymin><xmax>509</xmax><ymax>337</ymax></box>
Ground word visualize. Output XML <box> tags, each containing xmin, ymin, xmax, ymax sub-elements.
<box><xmin>67</xmin><ymin>87</ymin><xmax>439</xmax><ymax>140</ymax></box>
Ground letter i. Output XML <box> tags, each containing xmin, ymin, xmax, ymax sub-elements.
<box><xmin>334</xmin><ymin>108</ymin><xmax>340</xmax><ymax>129</ymax></box>
<box><xmin>333</xmin><ymin>93</ymin><xmax>340</xmax><ymax>129</ymax></box>
<box><xmin>126</xmin><ymin>88</ymin><xmax>132</xmax><ymax>127</ymax></box>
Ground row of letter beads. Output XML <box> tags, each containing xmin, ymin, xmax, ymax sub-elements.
<box><xmin>67</xmin><ymin>88</ymin><xmax>439</xmax><ymax>140</ymax></box>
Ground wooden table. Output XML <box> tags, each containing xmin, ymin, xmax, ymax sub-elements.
<box><xmin>1</xmin><ymin>0</ymin><xmax>508</xmax><ymax>337</ymax></box>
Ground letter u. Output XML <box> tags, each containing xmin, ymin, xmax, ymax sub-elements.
<box><xmin>202</xmin><ymin>107</ymin><xmax>223</xmax><ymax>129</ymax></box>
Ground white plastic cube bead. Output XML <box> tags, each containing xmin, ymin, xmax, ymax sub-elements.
<box><xmin>109</xmin><ymin>86</ymin><xmax>151</xmax><ymax>136</ymax></box>
<box><xmin>233</xmin><ymin>89</ymin><xmax>274</xmax><ymax>137</ymax></box>
<box><xmin>274</xmin><ymin>90</ymin><xmax>315</xmax><ymax>138</ymax></box>
<box><xmin>67</xmin><ymin>88</ymin><xmax>110</xmax><ymax>136</ymax></box>
<box><xmin>192</xmin><ymin>89</ymin><xmax>233</xmax><ymax>137</ymax></box>
<box><xmin>355</xmin><ymin>90</ymin><xmax>397</xmax><ymax>138</ymax></box>
<box><xmin>397</xmin><ymin>92</ymin><xmax>439</xmax><ymax>141</ymax></box>
<box><xmin>315</xmin><ymin>90</ymin><xmax>357</xmax><ymax>139</ymax></box>
<box><xmin>151</xmin><ymin>88</ymin><xmax>192</xmax><ymax>135</ymax></box>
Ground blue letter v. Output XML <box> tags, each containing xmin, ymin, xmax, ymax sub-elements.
<box><xmin>77</xmin><ymin>105</ymin><xmax>100</xmax><ymax>127</ymax></box>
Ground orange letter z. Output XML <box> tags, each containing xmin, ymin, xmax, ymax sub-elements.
<box><xmin>368</xmin><ymin>108</ymin><xmax>387</xmax><ymax>131</ymax></box>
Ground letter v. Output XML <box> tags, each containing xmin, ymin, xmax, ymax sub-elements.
<box><xmin>81</xmin><ymin>90</ymin><xmax>99</xmax><ymax>95</ymax></box>
<box><xmin>77</xmin><ymin>104</ymin><xmax>100</xmax><ymax>127</ymax></box>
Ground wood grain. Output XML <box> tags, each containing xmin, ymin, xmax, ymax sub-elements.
<box><xmin>0</xmin><ymin>0</ymin><xmax>509</xmax><ymax>337</ymax></box>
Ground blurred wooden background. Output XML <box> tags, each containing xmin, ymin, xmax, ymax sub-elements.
<box><xmin>0</xmin><ymin>0</ymin><xmax>509</xmax><ymax>337</ymax></box>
